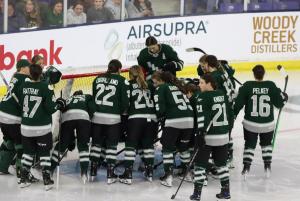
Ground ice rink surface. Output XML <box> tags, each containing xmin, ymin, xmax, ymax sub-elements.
<box><xmin>0</xmin><ymin>70</ymin><xmax>299</xmax><ymax>201</ymax></box>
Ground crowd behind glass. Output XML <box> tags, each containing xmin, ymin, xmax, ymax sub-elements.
<box><xmin>0</xmin><ymin>0</ymin><xmax>299</xmax><ymax>34</ymax></box>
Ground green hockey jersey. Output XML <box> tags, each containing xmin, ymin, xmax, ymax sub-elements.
<box><xmin>19</xmin><ymin>80</ymin><xmax>57</xmax><ymax>137</ymax></box>
<box><xmin>234</xmin><ymin>81</ymin><xmax>286</xmax><ymax>133</ymax></box>
<box><xmin>62</xmin><ymin>94</ymin><xmax>93</xmax><ymax>123</ymax></box>
<box><xmin>92</xmin><ymin>73</ymin><xmax>130</xmax><ymax>125</ymax></box>
<box><xmin>137</xmin><ymin>44</ymin><xmax>184</xmax><ymax>80</ymax></box>
<box><xmin>154</xmin><ymin>83</ymin><xmax>194</xmax><ymax>129</ymax></box>
<box><xmin>195</xmin><ymin>90</ymin><xmax>233</xmax><ymax>146</ymax></box>
<box><xmin>128</xmin><ymin>80</ymin><xmax>156</xmax><ymax>121</ymax></box>
<box><xmin>210</xmin><ymin>70</ymin><xmax>236</xmax><ymax>103</ymax></box>
<box><xmin>189</xmin><ymin>90</ymin><xmax>201</xmax><ymax>131</ymax></box>
<box><xmin>0</xmin><ymin>73</ymin><xmax>30</xmax><ymax>124</ymax></box>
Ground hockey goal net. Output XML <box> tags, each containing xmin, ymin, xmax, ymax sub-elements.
<box><xmin>50</xmin><ymin>68</ymin><xmax>130</xmax><ymax>140</ymax></box>
<box><xmin>53</xmin><ymin>68</ymin><xmax>130</xmax><ymax>98</ymax></box>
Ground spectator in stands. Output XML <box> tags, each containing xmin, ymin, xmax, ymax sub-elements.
<box><xmin>67</xmin><ymin>0</ymin><xmax>87</xmax><ymax>25</ymax></box>
<box><xmin>23</xmin><ymin>0</ymin><xmax>42</xmax><ymax>28</ymax></box>
<box><xmin>87</xmin><ymin>0</ymin><xmax>114</xmax><ymax>23</ymax></box>
<box><xmin>4</xmin><ymin>2</ymin><xmax>26</xmax><ymax>32</ymax></box>
<box><xmin>45</xmin><ymin>0</ymin><xmax>63</xmax><ymax>27</ymax></box>
<box><xmin>191</xmin><ymin>0</ymin><xmax>218</xmax><ymax>14</ymax></box>
<box><xmin>221</xmin><ymin>0</ymin><xmax>243</xmax><ymax>3</ymax></box>
<box><xmin>69</xmin><ymin>0</ymin><xmax>93</xmax><ymax>12</ymax></box>
<box><xmin>105</xmin><ymin>0</ymin><xmax>128</xmax><ymax>20</ymax></box>
<box><xmin>0</xmin><ymin>0</ymin><xmax>3</xmax><ymax>14</ymax></box>
<box><xmin>127</xmin><ymin>0</ymin><xmax>154</xmax><ymax>18</ymax></box>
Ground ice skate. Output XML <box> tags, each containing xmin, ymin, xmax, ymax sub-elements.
<box><xmin>160</xmin><ymin>168</ymin><xmax>173</xmax><ymax>187</ymax></box>
<box><xmin>203</xmin><ymin>174</ymin><xmax>208</xmax><ymax>186</ymax></box>
<box><xmin>216</xmin><ymin>184</ymin><xmax>231</xmax><ymax>200</ymax></box>
<box><xmin>42</xmin><ymin>170</ymin><xmax>54</xmax><ymax>191</ymax></box>
<box><xmin>190</xmin><ymin>186</ymin><xmax>202</xmax><ymax>200</ymax></box>
<box><xmin>264</xmin><ymin>163</ymin><xmax>271</xmax><ymax>178</ymax></box>
<box><xmin>89</xmin><ymin>162</ymin><xmax>98</xmax><ymax>182</ymax></box>
<box><xmin>19</xmin><ymin>168</ymin><xmax>31</xmax><ymax>188</ymax></box>
<box><xmin>119</xmin><ymin>166</ymin><xmax>132</xmax><ymax>185</ymax></box>
<box><xmin>144</xmin><ymin>165</ymin><xmax>153</xmax><ymax>182</ymax></box>
<box><xmin>107</xmin><ymin>165</ymin><xmax>118</xmax><ymax>184</ymax></box>
<box><xmin>241</xmin><ymin>164</ymin><xmax>250</xmax><ymax>181</ymax></box>
<box><xmin>81</xmin><ymin>170</ymin><xmax>88</xmax><ymax>184</ymax></box>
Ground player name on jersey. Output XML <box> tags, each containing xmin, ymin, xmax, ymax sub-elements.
<box><xmin>23</xmin><ymin>88</ymin><xmax>39</xmax><ymax>95</ymax></box>
<box><xmin>253</xmin><ymin>88</ymin><xmax>269</xmax><ymax>94</ymax></box>
<box><xmin>169</xmin><ymin>86</ymin><xmax>179</xmax><ymax>91</ymax></box>
<box><xmin>95</xmin><ymin>77</ymin><xmax>118</xmax><ymax>85</ymax></box>
<box><xmin>213</xmin><ymin>96</ymin><xmax>225</xmax><ymax>103</ymax></box>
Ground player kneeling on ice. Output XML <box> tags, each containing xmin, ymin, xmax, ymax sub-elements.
<box><xmin>89</xmin><ymin>59</ymin><xmax>130</xmax><ymax>184</ymax></box>
<box><xmin>234</xmin><ymin>65</ymin><xmax>288</xmax><ymax>180</ymax></box>
<box><xmin>119</xmin><ymin>65</ymin><xmax>158</xmax><ymax>185</ymax></box>
<box><xmin>50</xmin><ymin>90</ymin><xmax>93</xmax><ymax>184</ymax></box>
<box><xmin>18</xmin><ymin>64</ymin><xmax>66</xmax><ymax>191</ymax></box>
<box><xmin>190</xmin><ymin>74</ymin><xmax>233</xmax><ymax>201</ymax></box>
<box><xmin>152</xmin><ymin>72</ymin><xmax>194</xmax><ymax>187</ymax></box>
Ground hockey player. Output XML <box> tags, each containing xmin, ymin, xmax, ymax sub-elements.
<box><xmin>202</xmin><ymin>55</ymin><xmax>236</xmax><ymax>168</ymax></box>
<box><xmin>31</xmin><ymin>55</ymin><xmax>45</xmax><ymax>68</ymax></box>
<box><xmin>50</xmin><ymin>90</ymin><xmax>93</xmax><ymax>184</ymax></box>
<box><xmin>90</xmin><ymin>59</ymin><xmax>130</xmax><ymax>184</ymax></box>
<box><xmin>190</xmin><ymin>74</ymin><xmax>233</xmax><ymax>201</ymax></box>
<box><xmin>0</xmin><ymin>59</ymin><xmax>30</xmax><ymax>177</ymax></box>
<box><xmin>119</xmin><ymin>65</ymin><xmax>157</xmax><ymax>185</ymax></box>
<box><xmin>152</xmin><ymin>71</ymin><xmax>194</xmax><ymax>187</ymax></box>
<box><xmin>137</xmin><ymin>36</ymin><xmax>184</xmax><ymax>80</ymax></box>
<box><xmin>234</xmin><ymin>65</ymin><xmax>288</xmax><ymax>179</ymax></box>
<box><xmin>18</xmin><ymin>64</ymin><xmax>65</xmax><ymax>190</ymax></box>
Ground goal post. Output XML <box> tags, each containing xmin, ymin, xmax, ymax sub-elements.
<box><xmin>51</xmin><ymin>68</ymin><xmax>130</xmax><ymax>141</ymax></box>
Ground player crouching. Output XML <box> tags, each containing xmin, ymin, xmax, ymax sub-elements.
<box><xmin>18</xmin><ymin>64</ymin><xmax>66</xmax><ymax>191</ymax></box>
<box><xmin>50</xmin><ymin>90</ymin><xmax>93</xmax><ymax>184</ymax></box>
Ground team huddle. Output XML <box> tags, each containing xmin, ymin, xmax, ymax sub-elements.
<box><xmin>0</xmin><ymin>36</ymin><xmax>288</xmax><ymax>201</ymax></box>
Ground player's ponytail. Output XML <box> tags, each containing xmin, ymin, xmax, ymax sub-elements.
<box><xmin>160</xmin><ymin>71</ymin><xmax>186</xmax><ymax>94</ymax></box>
<box><xmin>129</xmin><ymin>65</ymin><xmax>148</xmax><ymax>90</ymax></box>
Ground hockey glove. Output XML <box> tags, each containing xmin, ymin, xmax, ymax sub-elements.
<box><xmin>56</xmin><ymin>98</ymin><xmax>66</xmax><ymax>111</ymax></box>
<box><xmin>43</xmin><ymin>66</ymin><xmax>62</xmax><ymax>85</ymax></box>
<box><xmin>282</xmin><ymin>92</ymin><xmax>288</xmax><ymax>103</ymax></box>
<box><xmin>163</xmin><ymin>62</ymin><xmax>176</xmax><ymax>76</ymax></box>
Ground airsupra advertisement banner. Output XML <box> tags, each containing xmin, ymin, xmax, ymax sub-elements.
<box><xmin>0</xmin><ymin>11</ymin><xmax>299</xmax><ymax>83</ymax></box>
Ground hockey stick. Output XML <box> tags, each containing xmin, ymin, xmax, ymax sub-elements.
<box><xmin>32</xmin><ymin>148</ymin><xmax>68</xmax><ymax>169</ymax></box>
<box><xmin>186</xmin><ymin>47</ymin><xmax>207</xmax><ymax>54</ymax></box>
<box><xmin>186</xmin><ymin>47</ymin><xmax>243</xmax><ymax>86</ymax></box>
<box><xmin>0</xmin><ymin>71</ymin><xmax>20</xmax><ymax>104</ymax></box>
<box><xmin>221</xmin><ymin>63</ymin><xmax>243</xmax><ymax>86</ymax></box>
<box><xmin>56</xmin><ymin>91</ymin><xmax>63</xmax><ymax>190</ymax></box>
<box><xmin>171</xmin><ymin>120</ymin><xmax>213</xmax><ymax>200</ymax></box>
<box><xmin>272</xmin><ymin>65</ymin><xmax>289</xmax><ymax>149</ymax></box>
